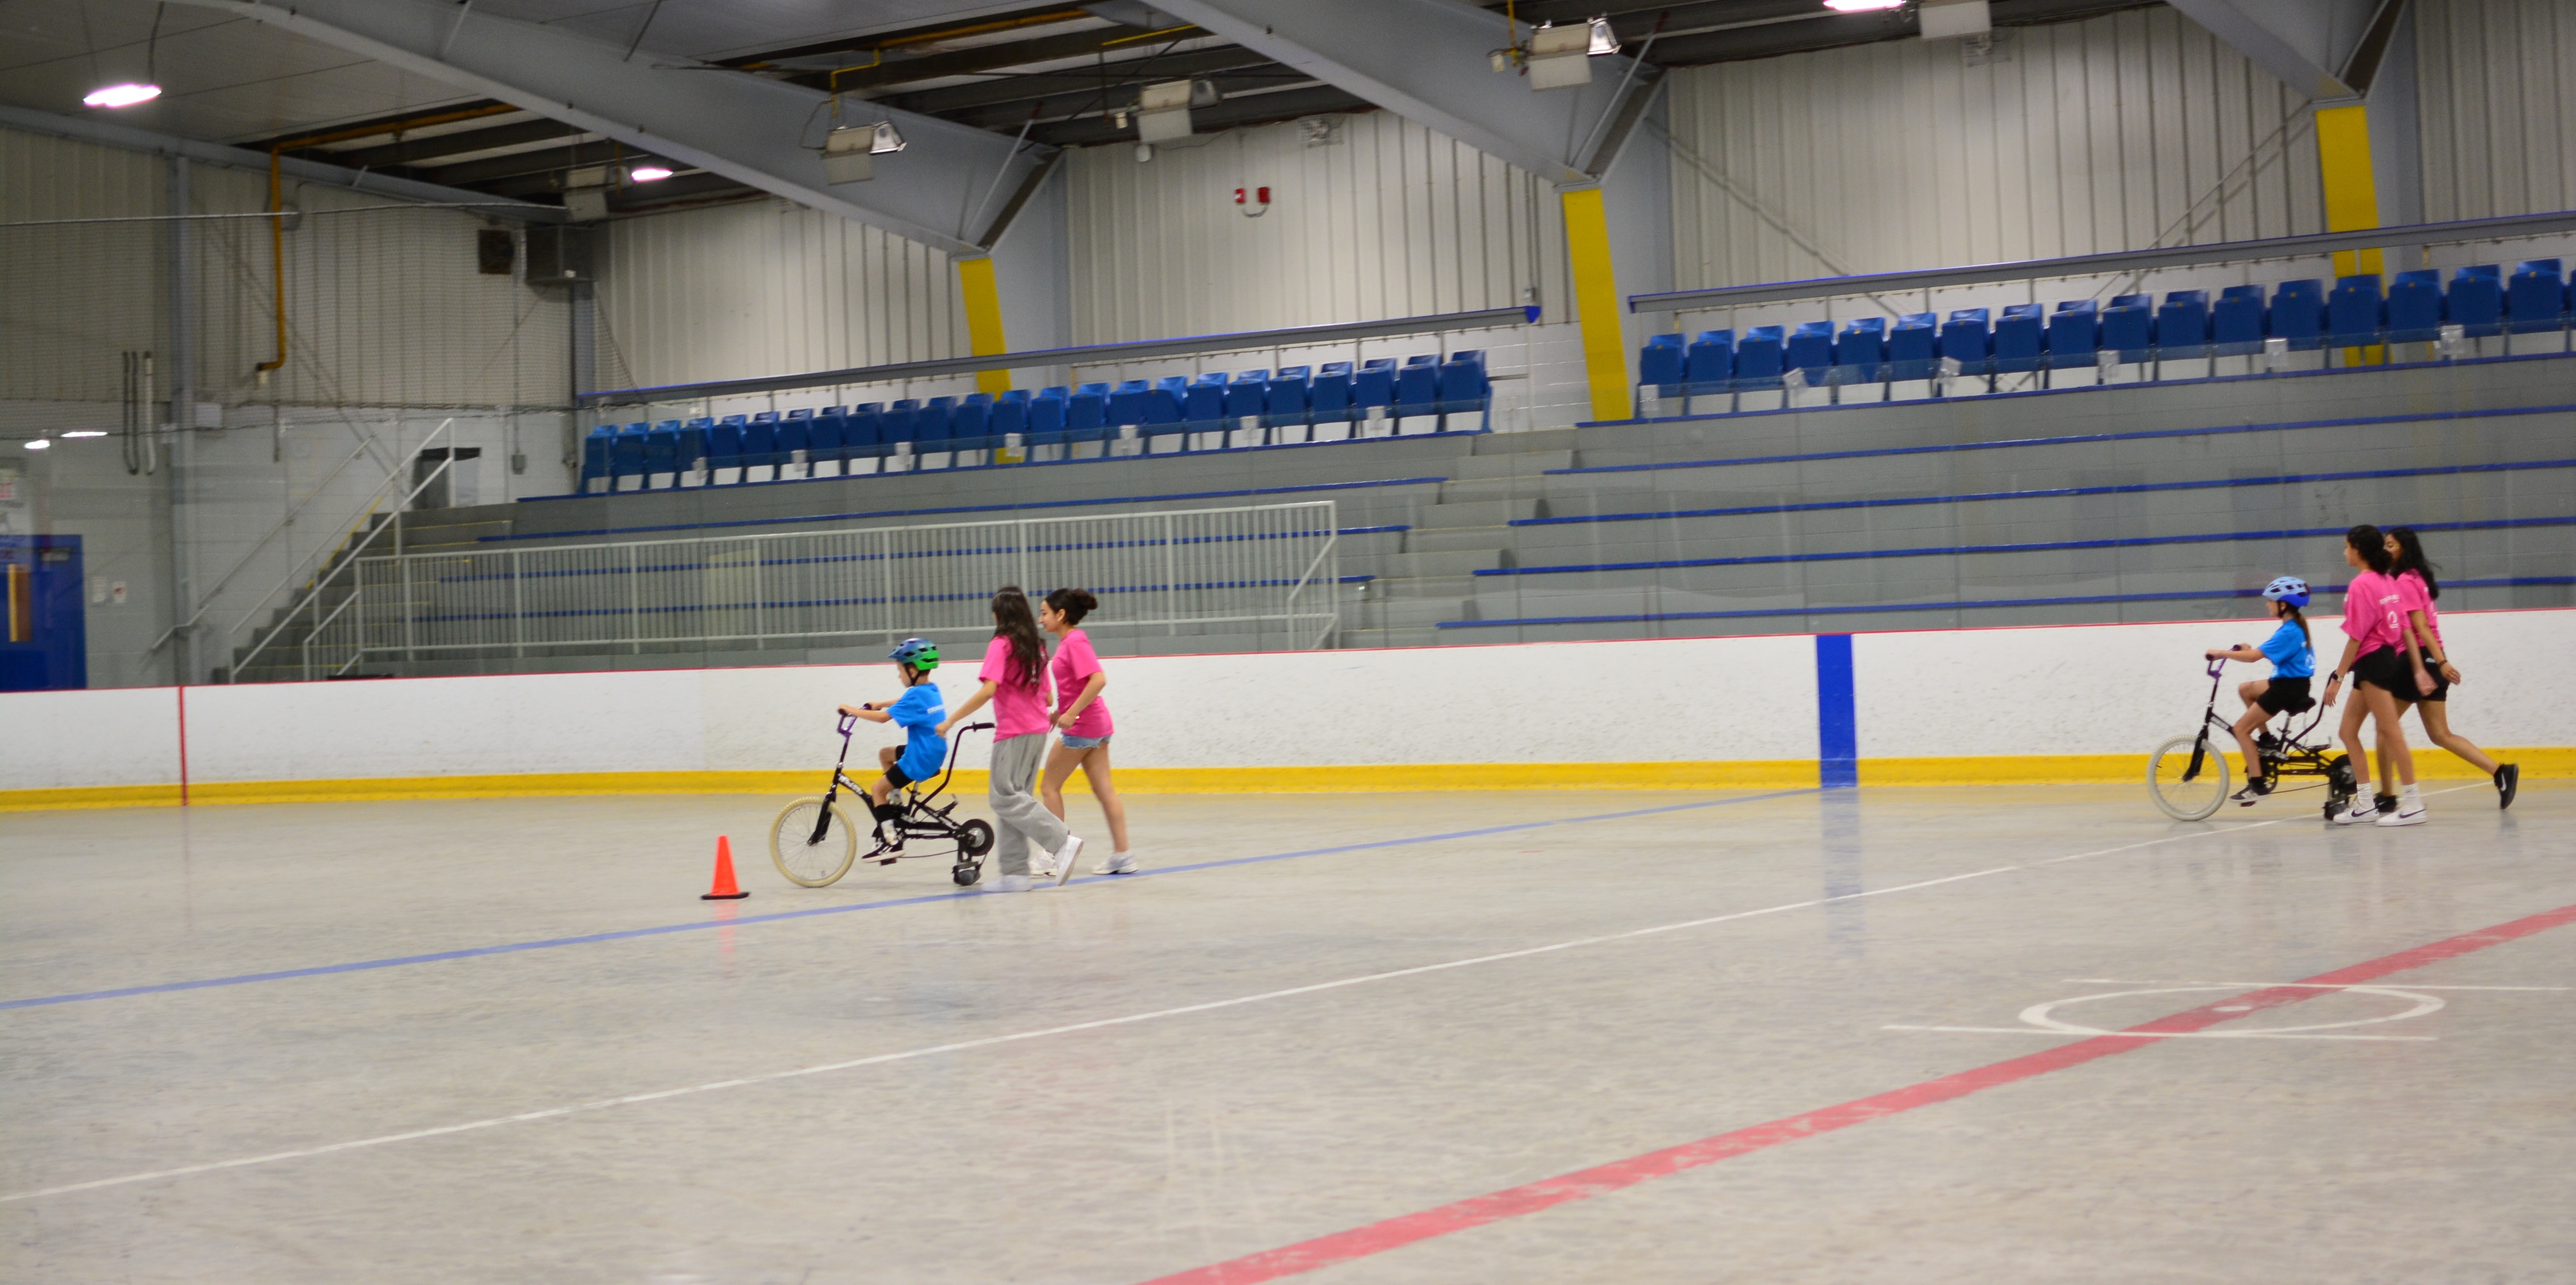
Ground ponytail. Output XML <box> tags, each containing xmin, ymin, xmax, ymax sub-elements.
<box><xmin>2345</xmin><ymin>524</ymin><xmax>2392</xmax><ymax>575</ymax></box>
<box><xmin>1044</xmin><ymin>586</ymin><xmax>1098</xmax><ymax>627</ymax></box>
<box><xmin>2283</xmin><ymin>602</ymin><xmax>2310</xmax><ymax>648</ymax></box>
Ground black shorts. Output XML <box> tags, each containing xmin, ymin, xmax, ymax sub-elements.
<box><xmin>2254</xmin><ymin>675</ymin><xmax>2314</xmax><ymax>714</ymax></box>
<box><xmin>2350</xmin><ymin>646</ymin><xmax>2426</xmax><ymax>699</ymax></box>
<box><xmin>885</xmin><ymin>764</ymin><xmax>920</xmax><ymax>789</ymax></box>
<box><xmin>2411</xmin><ymin>647</ymin><xmax>2451</xmax><ymax>703</ymax></box>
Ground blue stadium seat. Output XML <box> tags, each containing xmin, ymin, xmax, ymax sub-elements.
<box><xmin>676</xmin><ymin>417</ymin><xmax>710</xmax><ymax>482</ymax></box>
<box><xmin>1438</xmin><ymin>350</ymin><xmax>1491</xmax><ymax>430</ymax></box>
<box><xmin>1108</xmin><ymin>380</ymin><xmax>1150</xmax><ymax>430</ymax></box>
<box><xmin>1395</xmin><ymin>356</ymin><xmax>1442</xmax><ymax>433</ymax></box>
<box><xmin>1785</xmin><ymin>321</ymin><xmax>1835</xmax><ymax>392</ymax></box>
<box><xmin>2045</xmin><ymin>300</ymin><xmax>2099</xmax><ymax>371</ymax></box>
<box><xmin>708</xmin><ymin>415</ymin><xmax>747</xmax><ymax>483</ymax></box>
<box><xmin>1311</xmin><ymin>363</ymin><xmax>1356</xmax><ymax>438</ymax></box>
<box><xmin>610</xmin><ymin>422</ymin><xmax>649</xmax><ymax>492</ymax></box>
<box><xmin>1227</xmin><ymin>371</ymin><xmax>1268</xmax><ymax>445</ymax></box>
<box><xmin>842</xmin><ymin>404</ymin><xmax>883</xmax><ymax>473</ymax></box>
<box><xmin>776</xmin><ymin>408</ymin><xmax>812</xmax><ymax>478</ymax></box>
<box><xmin>1993</xmin><ymin>303</ymin><xmax>2045</xmax><ymax>374</ymax></box>
<box><xmin>642</xmin><ymin>420</ymin><xmax>679</xmax><ymax>486</ymax></box>
<box><xmin>808</xmin><ymin>407</ymin><xmax>846</xmax><ymax>476</ymax></box>
<box><xmin>1684</xmin><ymin>329</ymin><xmax>1734</xmax><ymax>410</ymax></box>
<box><xmin>879</xmin><ymin>400</ymin><xmax>919</xmax><ymax>470</ymax></box>
<box><xmin>1142</xmin><ymin>377</ymin><xmax>1187</xmax><ymax>451</ymax></box>
<box><xmin>1938</xmin><ymin>308</ymin><xmax>1991</xmax><ymax>379</ymax></box>
<box><xmin>1355</xmin><ymin>359</ymin><xmax>1397</xmax><ymax>434</ymax></box>
<box><xmin>951</xmin><ymin>394</ymin><xmax>991</xmax><ymax>465</ymax></box>
<box><xmin>1638</xmin><ymin>333</ymin><xmax>1683</xmax><ymax>415</ymax></box>
<box><xmin>2155</xmin><ymin>290</ymin><xmax>2211</xmax><ymax>359</ymax></box>
<box><xmin>1027</xmin><ymin>388</ymin><xmax>1068</xmax><ymax>454</ymax></box>
<box><xmin>2102</xmin><ymin>294</ymin><xmax>2153</xmax><ymax>363</ymax></box>
<box><xmin>1184</xmin><ymin>373</ymin><xmax>1230</xmax><ymax>447</ymax></box>
<box><xmin>2386</xmin><ymin>270</ymin><xmax>2443</xmax><ymax>343</ymax></box>
<box><xmin>2271</xmin><ymin>280</ymin><xmax>2326</xmax><ymax>351</ymax></box>
<box><xmin>2507</xmin><ymin>259</ymin><xmax>2567</xmax><ymax>334</ymax></box>
<box><xmin>1733</xmin><ymin>325</ymin><xmax>1786</xmax><ymax>385</ymax></box>
<box><xmin>1887</xmin><ymin>313</ymin><xmax>1937</xmax><ymax>382</ymax></box>
<box><xmin>987</xmin><ymin>392</ymin><xmax>1027</xmax><ymax>462</ymax></box>
<box><xmin>742</xmin><ymin>412</ymin><xmax>780</xmax><ymax>481</ymax></box>
<box><xmin>1265</xmin><ymin>366</ymin><xmax>1313</xmax><ymax>439</ymax></box>
<box><xmin>1835</xmin><ymin>316</ymin><xmax>1886</xmax><ymax>379</ymax></box>
<box><xmin>2448</xmin><ymin>266</ymin><xmax>2503</xmax><ymax>337</ymax></box>
<box><xmin>2210</xmin><ymin>286</ymin><xmax>2265</xmax><ymax>355</ymax></box>
<box><xmin>916</xmin><ymin>397</ymin><xmax>957</xmax><ymax>466</ymax></box>
<box><xmin>2326</xmin><ymin>273</ymin><xmax>2385</xmax><ymax>345</ymax></box>
<box><xmin>1067</xmin><ymin>383</ymin><xmax>1109</xmax><ymax>451</ymax></box>
<box><xmin>579</xmin><ymin>424</ymin><xmax>613</xmax><ymax>493</ymax></box>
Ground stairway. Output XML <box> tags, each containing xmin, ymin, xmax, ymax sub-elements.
<box><xmin>1334</xmin><ymin>429</ymin><xmax>1574</xmax><ymax>649</ymax></box>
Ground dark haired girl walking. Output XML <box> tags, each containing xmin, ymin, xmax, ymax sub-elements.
<box><xmin>941</xmin><ymin>586</ymin><xmax>1084</xmax><ymax>889</ymax></box>
<box><xmin>2323</xmin><ymin>525</ymin><xmax>2432</xmax><ymax>826</ymax></box>
<box><xmin>2381</xmin><ymin>526</ymin><xmax>2519</xmax><ymax>809</ymax></box>
<box><xmin>1038</xmin><ymin>588</ymin><xmax>1136</xmax><ymax>873</ymax></box>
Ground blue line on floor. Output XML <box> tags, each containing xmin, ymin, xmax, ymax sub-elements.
<box><xmin>0</xmin><ymin>789</ymin><xmax>1813</xmax><ymax>1012</ymax></box>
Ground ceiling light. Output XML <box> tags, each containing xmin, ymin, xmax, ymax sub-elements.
<box><xmin>1586</xmin><ymin>16</ymin><xmax>1621</xmax><ymax>56</ymax></box>
<box><xmin>83</xmin><ymin>82</ymin><xmax>162</xmax><ymax>109</ymax></box>
<box><xmin>1824</xmin><ymin>0</ymin><xmax>1904</xmax><ymax>10</ymax></box>
<box><xmin>61</xmin><ymin>430</ymin><xmax>109</xmax><ymax>438</ymax></box>
<box><xmin>869</xmin><ymin>121</ymin><xmax>906</xmax><ymax>155</ymax></box>
<box><xmin>629</xmin><ymin>164</ymin><xmax>674</xmax><ymax>182</ymax></box>
<box><xmin>22</xmin><ymin>438</ymin><xmax>50</xmax><ymax>450</ymax></box>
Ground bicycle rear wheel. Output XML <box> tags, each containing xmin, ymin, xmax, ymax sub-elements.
<box><xmin>771</xmin><ymin>796</ymin><xmax>860</xmax><ymax>887</ymax></box>
<box><xmin>2146</xmin><ymin>734</ymin><xmax>2231</xmax><ymax>820</ymax></box>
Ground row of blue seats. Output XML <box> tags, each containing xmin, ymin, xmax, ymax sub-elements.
<box><xmin>580</xmin><ymin>352</ymin><xmax>1494</xmax><ymax>491</ymax></box>
<box><xmin>1638</xmin><ymin>258</ymin><xmax>2575</xmax><ymax>400</ymax></box>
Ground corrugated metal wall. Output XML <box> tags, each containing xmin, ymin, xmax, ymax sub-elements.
<box><xmin>0</xmin><ymin>129</ymin><xmax>172</xmax><ymax>404</ymax></box>
<box><xmin>2416</xmin><ymin>0</ymin><xmax>2576</xmax><ymax>222</ymax></box>
<box><xmin>1063</xmin><ymin>112</ymin><xmax>1568</xmax><ymax>343</ymax></box>
<box><xmin>595</xmin><ymin>198</ymin><xmax>967</xmax><ymax>390</ymax></box>
<box><xmin>1665</xmin><ymin>5</ymin><xmax>2326</xmax><ymax>288</ymax></box>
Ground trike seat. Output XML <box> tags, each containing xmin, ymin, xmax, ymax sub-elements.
<box><xmin>2275</xmin><ymin>695</ymin><xmax>2318</xmax><ymax>716</ymax></box>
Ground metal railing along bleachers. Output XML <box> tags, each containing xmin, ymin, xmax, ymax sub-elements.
<box><xmin>1629</xmin><ymin>213</ymin><xmax>2576</xmax><ymax>417</ymax></box>
<box><xmin>280</xmin><ymin>501</ymin><xmax>1341</xmax><ymax>678</ymax></box>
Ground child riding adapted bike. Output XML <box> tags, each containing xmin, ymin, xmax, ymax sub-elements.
<box><xmin>768</xmin><ymin>637</ymin><xmax>998</xmax><ymax>889</ymax></box>
<box><xmin>2147</xmin><ymin>575</ymin><xmax>2356</xmax><ymax>821</ymax></box>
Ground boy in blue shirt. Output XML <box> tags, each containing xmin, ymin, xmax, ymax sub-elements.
<box><xmin>837</xmin><ymin>637</ymin><xmax>947</xmax><ymax>846</ymax></box>
<box><xmin>2203</xmin><ymin>577</ymin><xmax>2316</xmax><ymax>804</ymax></box>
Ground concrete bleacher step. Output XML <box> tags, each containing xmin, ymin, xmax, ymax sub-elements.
<box><xmin>1377</xmin><ymin>548</ymin><xmax>1509</xmax><ymax>578</ymax></box>
<box><xmin>1403</xmin><ymin>524</ymin><xmax>1518</xmax><ymax>554</ymax></box>
<box><xmin>1452</xmin><ymin>449</ymin><xmax>1576</xmax><ymax>481</ymax></box>
<box><xmin>1413</xmin><ymin>497</ymin><xmax>1540</xmax><ymax>528</ymax></box>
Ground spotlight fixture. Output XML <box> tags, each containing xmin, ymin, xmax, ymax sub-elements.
<box><xmin>1585</xmin><ymin>15</ymin><xmax>1621</xmax><ymax>56</ymax></box>
<box><xmin>22</xmin><ymin>437</ymin><xmax>51</xmax><ymax>450</ymax></box>
<box><xmin>1526</xmin><ymin>20</ymin><xmax>1613</xmax><ymax>91</ymax></box>
<box><xmin>61</xmin><ymin>430</ymin><xmax>109</xmax><ymax>438</ymax></box>
<box><xmin>869</xmin><ymin>121</ymin><xmax>906</xmax><ymax>155</ymax></box>
<box><xmin>1824</xmin><ymin>0</ymin><xmax>1905</xmax><ymax>10</ymax></box>
<box><xmin>629</xmin><ymin>164</ymin><xmax>674</xmax><ymax>182</ymax></box>
<box><xmin>83</xmin><ymin>82</ymin><xmax>162</xmax><ymax>108</ymax></box>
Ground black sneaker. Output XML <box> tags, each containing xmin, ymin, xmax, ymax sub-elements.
<box><xmin>2374</xmin><ymin>792</ymin><xmax>2399</xmax><ymax>816</ymax></box>
<box><xmin>2232</xmin><ymin>777</ymin><xmax>2273</xmax><ymax>805</ymax></box>
<box><xmin>2496</xmin><ymin>764</ymin><xmax>2520</xmax><ymax>811</ymax></box>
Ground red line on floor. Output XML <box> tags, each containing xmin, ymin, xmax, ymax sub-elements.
<box><xmin>175</xmin><ymin>685</ymin><xmax>189</xmax><ymax>807</ymax></box>
<box><xmin>1138</xmin><ymin>901</ymin><xmax>2576</xmax><ymax>1285</ymax></box>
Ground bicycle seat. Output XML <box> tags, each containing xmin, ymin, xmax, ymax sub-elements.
<box><xmin>2275</xmin><ymin>695</ymin><xmax>2318</xmax><ymax>716</ymax></box>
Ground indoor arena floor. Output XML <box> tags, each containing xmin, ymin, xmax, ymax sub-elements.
<box><xmin>4</xmin><ymin>782</ymin><xmax>2571</xmax><ymax>1284</ymax></box>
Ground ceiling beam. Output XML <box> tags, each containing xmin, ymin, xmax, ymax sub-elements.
<box><xmin>1031</xmin><ymin>84</ymin><xmax>1372</xmax><ymax>147</ymax></box>
<box><xmin>820</xmin><ymin>22</ymin><xmax>1207</xmax><ymax>93</ymax></box>
<box><xmin>2162</xmin><ymin>0</ymin><xmax>2383</xmax><ymax>99</ymax></box>
<box><xmin>164</xmin><ymin>0</ymin><xmax>1059</xmax><ymax>254</ymax></box>
<box><xmin>1146</xmin><ymin>0</ymin><xmax>1652</xmax><ymax>184</ymax></box>
<box><xmin>318</xmin><ymin>117</ymin><xmax>586</xmax><ymax>171</ymax></box>
<box><xmin>884</xmin><ymin>45</ymin><xmax>1280</xmax><ymax>117</ymax></box>
<box><xmin>0</xmin><ymin>102</ymin><xmax>564</xmax><ymax>220</ymax></box>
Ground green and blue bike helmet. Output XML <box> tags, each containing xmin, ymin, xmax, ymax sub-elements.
<box><xmin>888</xmin><ymin>637</ymin><xmax>940</xmax><ymax>671</ymax></box>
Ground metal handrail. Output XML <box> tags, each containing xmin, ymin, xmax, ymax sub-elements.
<box><xmin>233</xmin><ymin>447</ymin><xmax>456</xmax><ymax>681</ymax></box>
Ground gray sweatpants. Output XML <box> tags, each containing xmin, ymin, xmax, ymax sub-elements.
<box><xmin>988</xmin><ymin>732</ymin><xmax>1071</xmax><ymax>875</ymax></box>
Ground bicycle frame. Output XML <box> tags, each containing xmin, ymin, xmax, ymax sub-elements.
<box><xmin>2186</xmin><ymin>653</ymin><xmax>2342</xmax><ymax>796</ymax></box>
<box><xmin>812</xmin><ymin>712</ymin><xmax>991</xmax><ymax>844</ymax></box>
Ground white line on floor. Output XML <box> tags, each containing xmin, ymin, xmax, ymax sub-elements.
<box><xmin>0</xmin><ymin>803</ymin><xmax>2437</xmax><ymax>1204</ymax></box>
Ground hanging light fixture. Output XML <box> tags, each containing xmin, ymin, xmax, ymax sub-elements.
<box><xmin>1823</xmin><ymin>0</ymin><xmax>1904</xmax><ymax>10</ymax></box>
<box><xmin>22</xmin><ymin>437</ymin><xmax>52</xmax><ymax>450</ymax></box>
<box><xmin>1585</xmin><ymin>15</ymin><xmax>1621</xmax><ymax>56</ymax></box>
<box><xmin>83</xmin><ymin>82</ymin><xmax>161</xmax><ymax>108</ymax></box>
<box><xmin>868</xmin><ymin>121</ymin><xmax>906</xmax><ymax>155</ymax></box>
<box><xmin>629</xmin><ymin>164</ymin><xmax>674</xmax><ymax>182</ymax></box>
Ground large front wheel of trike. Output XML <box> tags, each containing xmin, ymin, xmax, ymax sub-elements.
<box><xmin>2146</xmin><ymin>734</ymin><xmax>2231</xmax><ymax>821</ymax></box>
<box><xmin>770</xmin><ymin>797</ymin><xmax>861</xmax><ymax>887</ymax></box>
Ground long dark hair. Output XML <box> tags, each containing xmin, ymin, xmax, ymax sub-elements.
<box><xmin>990</xmin><ymin>585</ymin><xmax>1046</xmax><ymax>686</ymax></box>
<box><xmin>2387</xmin><ymin>525</ymin><xmax>2440</xmax><ymax>599</ymax></box>
<box><xmin>1045</xmin><ymin>587</ymin><xmax>1097</xmax><ymax>627</ymax></box>
<box><xmin>2345</xmin><ymin>524</ymin><xmax>2392</xmax><ymax>574</ymax></box>
<box><xmin>2277</xmin><ymin>600</ymin><xmax>2310</xmax><ymax>647</ymax></box>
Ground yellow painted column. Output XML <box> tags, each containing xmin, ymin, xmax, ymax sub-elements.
<box><xmin>1558</xmin><ymin>186</ymin><xmax>1634</xmax><ymax>423</ymax></box>
<box><xmin>2314</xmin><ymin>104</ymin><xmax>2385</xmax><ymax>364</ymax></box>
<box><xmin>955</xmin><ymin>256</ymin><xmax>1013</xmax><ymax>395</ymax></box>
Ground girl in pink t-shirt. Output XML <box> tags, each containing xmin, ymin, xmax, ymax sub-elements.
<box><xmin>1038</xmin><ymin>588</ymin><xmax>1134</xmax><ymax>874</ymax></box>
<box><xmin>2384</xmin><ymin>526</ymin><xmax>2517</xmax><ymax>808</ymax></box>
<box><xmin>2322</xmin><ymin>524</ymin><xmax>2430</xmax><ymax>826</ymax></box>
<box><xmin>940</xmin><ymin>586</ymin><xmax>1083</xmax><ymax>888</ymax></box>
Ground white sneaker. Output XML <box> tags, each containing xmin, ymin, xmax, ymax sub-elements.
<box><xmin>2375</xmin><ymin>789</ymin><xmax>2428</xmax><ymax>827</ymax></box>
<box><xmin>1027</xmin><ymin>854</ymin><xmax>1060</xmax><ymax>879</ymax></box>
<box><xmin>2332</xmin><ymin>797</ymin><xmax>2379</xmax><ymax>826</ymax></box>
<box><xmin>1093</xmin><ymin>851</ymin><xmax>1140</xmax><ymax>875</ymax></box>
<box><xmin>985</xmin><ymin>873</ymin><xmax>1042</xmax><ymax>893</ymax></box>
<box><xmin>1049</xmin><ymin>835</ymin><xmax>1085</xmax><ymax>885</ymax></box>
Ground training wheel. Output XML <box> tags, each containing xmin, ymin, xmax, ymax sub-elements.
<box><xmin>957</xmin><ymin>818</ymin><xmax>995</xmax><ymax>858</ymax></box>
<box><xmin>952</xmin><ymin>863</ymin><xmax>981</xmax><ymax>887</ymax></box>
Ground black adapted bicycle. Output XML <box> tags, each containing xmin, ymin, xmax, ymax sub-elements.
<box><xmin>2146</xmin><ymin>652</ymin><xmax>2356</xmax><ymax>821</ymax></box>
<box><xmin>769</xmin><ymin>713</ymin><xmax>997</xmax><ymax>888</ymax></box>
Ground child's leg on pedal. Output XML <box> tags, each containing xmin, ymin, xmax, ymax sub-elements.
<box><xmin>2231</xmin><ymin>680</ymin><xmax>2271</xmax><ymax>780</ymax></box>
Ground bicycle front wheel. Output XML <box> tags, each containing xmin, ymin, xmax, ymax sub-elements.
<box><xmin>2146</xmin><ymin>734</ymin><xmax>2231</xmax><ymax>821</ymax></box>
<box><xmin>771</xmin><ymin>797</ymin><xmax>860</xmax><ymax>887</ymax></box>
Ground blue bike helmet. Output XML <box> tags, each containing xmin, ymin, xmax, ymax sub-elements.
<box><xmin>2261</xmin><ymin>576</ymin><xmax>2311</xmax><ymax>608</ymax></box>
<box><xmin>888</xmin><ymin>637</ymin><xmax>940</xmax><ymax>671</ymax></box>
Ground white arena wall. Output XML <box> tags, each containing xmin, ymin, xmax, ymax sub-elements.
<box><xmin>6</xmin><ymin>611</ymin><xmax>2570</xmax><ymax>809</ymax></box>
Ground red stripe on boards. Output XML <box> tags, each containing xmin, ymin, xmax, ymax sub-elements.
<box><xmin>175</xmin><ymin>683</ymin><xmax>189</xmax><ymax>807</ymax></box>
<box><xmin>1138</xmin><ymin>901</ymin><xmax>2576</xmax><ymax>1285</ymax></box>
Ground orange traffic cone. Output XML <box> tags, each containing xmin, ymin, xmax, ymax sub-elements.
<box><xmin>702</xmin><ymin>835</ymin><xmax>750</xmax><ymax>900</ymax></box>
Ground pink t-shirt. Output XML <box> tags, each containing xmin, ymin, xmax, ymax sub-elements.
<box><xmin>977</xmin><ymin>636</ymin><xmax>1051</xmax><ymax>740</ymax></box>
<box><xmin>2339</xmin><ymin>569</ymin><xmax>2407</xmax><ymax>656</ymax></box>
<box><xmin>1049</xmin><ymin>629</ymin><xmax>1113</xmax><ymax>739</ymax></box>
<box><xmin>2397</xmin><ymin>570</ymin><xmax>2442</xmax><ymax>649</ymax></box>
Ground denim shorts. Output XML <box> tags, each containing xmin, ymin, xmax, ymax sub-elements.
<box><xmin>1059</xmin><ymin>732</ymin><xmax>1111</xmax><ymax>750</ymax></box>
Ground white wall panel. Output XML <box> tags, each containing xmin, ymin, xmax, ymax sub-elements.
<box><xmin>1064</xmin><ymin>112</ymin><xmax>1569</xmax><ymax>343</ymax></box>
<box><xmin>1667</xmin><ymin>6</ymin><xmax>2326</xmax><ymax>289</ymax></box>
<box><xmin>595</xmin><ymin>198</ymin><xmax>967</xmax><ymax>391</ymax></box>
<box><xmin>2416</xmin><ymin>0</ymin><xmax>2576</xmax><ymax>222</ymax></box>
